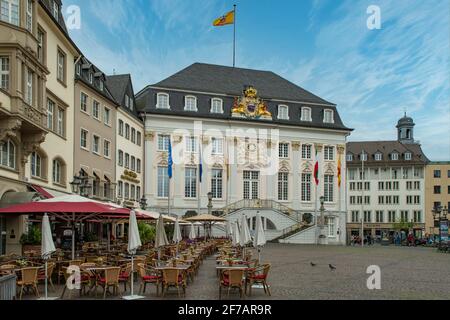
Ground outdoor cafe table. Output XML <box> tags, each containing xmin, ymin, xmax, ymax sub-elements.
<box><xmin>83</xmin><ymin>266</ymin><xmax>111</xmax><ymax>295</ymax></box>
<box><xmin>154</xmin><ymin>264</ymin><xmax>191</xmax><ymax>272</ymax></box>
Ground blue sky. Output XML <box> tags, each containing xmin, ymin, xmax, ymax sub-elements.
<box><xmin>65</xmin><ymin>0</ymin><xmax>450</xmax><ymax>161</ymax></box>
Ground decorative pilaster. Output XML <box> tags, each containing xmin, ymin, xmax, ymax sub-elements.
<box><xmin>144</xmin><ymin>131</ymin><xmax>154</xmax><ymax>141</ymax></box>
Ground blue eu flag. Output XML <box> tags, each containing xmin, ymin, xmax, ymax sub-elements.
<box><xmin>168</xmin><ymin>139</ymin><xmax>173</xmax><ymax>179</ymax></box>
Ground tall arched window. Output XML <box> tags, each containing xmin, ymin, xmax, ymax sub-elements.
<box><xmin>0</xmin><ymin>139</ymin><xmax>15</xmax><ymax>169</ymax></box>
<box><xmin>52</xmin><ymin>159</ymin><xmax>62</xmax><ymax>184</ymax></box>
<box><xmin>31</xmin><ymin>152</ymin><xmax>42</xmax><ymax>177</ymax></box>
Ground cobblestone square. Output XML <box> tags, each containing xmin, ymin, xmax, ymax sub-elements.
<box><xmin>33</xmin><ymin>244</ymin><xmax>450</xmax><ymax>300</ymax></box>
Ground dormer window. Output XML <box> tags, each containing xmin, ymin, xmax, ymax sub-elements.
<box><xmin>52</xmin><ymin>1</ymin><xmax>59</xmax><ymax>20</ymax></box>
<box><xmin>391</xmin><ymin>153</ymin><xmax>399</xmax><ymax>161</ymax></box>
<box><xmin>278</xmin><ymin>105</ymin><xmax>289</xmax><ymax>120</ymax></box>
<box><xmin>184</xmin><ymin>96</ymin><xmax>197</xmax><ymax>111</ymax></box>
<box><xmin>360</xmin><ymin>153</ymin><xmax>367</xmax><ymax>161</ymax></box>
<box><xmin>156</xmin><ymin>93</ymin><xmax>170</xmax><ymax>109</ymax></box>
<box><xmin>301</xmin><ymin>107</ymin><xmax>312</xmax><ymax>121</ymax></box>
<box><xmin>125</xmin><ymin>94</ymin><xmax>130</xmax><ymax>108</ymax></box>
<box><xmin>76</xmin><ymin>63</ymin><xmax>81</xmax><ymax>76</ymax></box>
<box><xmin>323</xmin><ymin>109</ymin><xmax>334</xmax><ymax>123</ymax></box>
<box><xmin>374</xmin><ymin>153</ymin><xmax>382</xmax><ymax>161</ymax></box>
<box><xmin>211</xmin><ymin>98</ymin><xmax>223</xmax><ymax>113</ymax></box>
<box><xmin>99</xmin><ymin>80</ymin><xmax>104</xmax><ymax>91</ymax></box>
<box><xmin>346</xmin><ymin>154</ymin><xmax>353</xmax><ymax>161</ymax></box>
<box><xmin>404</xmin><ymin>152</ymin><xmax>412</xmax><ymax>160</ymax></box>
<box><xmin>89</xmin><ymin>73</ymin><xmax>93</xmax><ymax>84</ymax></box>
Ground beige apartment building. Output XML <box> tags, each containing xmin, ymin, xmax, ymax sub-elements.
<box><xmin>73</xmin><ymin>56</ymin><xmax>118</xmax><ymax>202</ymax></box>
<box><xmin>106</xmin><ymin>74</ymin><xmax>144</xmax><ymax>211</ymax></box>
<box><xmin>425</xmin><ymin>162</ymin><xmax>450</xmax><ymax>235</ymax></box>
<box><xmin>0</xmin><ymin>0</ymin><xmax>80</xmax><ymax>254</ymax></box>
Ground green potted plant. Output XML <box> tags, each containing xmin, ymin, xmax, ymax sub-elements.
<box><xmin>20</xmin><ymin>225</ymin><xmax>42</xmax><ymax>255</ymax></box>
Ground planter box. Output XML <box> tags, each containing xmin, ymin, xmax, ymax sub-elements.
<box><xmin>22</xmin><ymin>245</ymin><xmax>41</xmax><ymax>256</ymax></box>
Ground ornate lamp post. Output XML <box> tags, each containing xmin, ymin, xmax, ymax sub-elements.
<box><xmin>207</xmin><ymin>192</ymin><xmax>213</xmax><ymax>215</ymax></box>
<box><xmin>69</xmin><ymin>172</ymin><xmax>81</xmax><ymax>194</ymax></box>
<box><xmin>70</xmin><ymin>170</ymin><xmax>92</xmax><ymax>197</ymax></box>
<box><xmin>318</xmin><ymin>196</ymin><xmax>328</xmax><ymax>245</ymax></box>
<box><xmin>207</xmin><ymin>192</ymin><xmax>213</xmax><ymax>240</ymax></box>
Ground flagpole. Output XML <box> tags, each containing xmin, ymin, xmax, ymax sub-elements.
<box><xmin>233</xmin><ymin>4</ymin><xmax>236</xmax><ymax>67</ymax></box>
<box><xmin>361</xmin><ymin>149</ymin><xmax>365</xmax><ymax>247</ymax></box>
<box><xmin>198</xmin><ymin>136</ymin><xmax>202</xmax><ymax>216</ymax></box>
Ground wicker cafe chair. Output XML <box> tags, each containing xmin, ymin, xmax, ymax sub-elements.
<box><xmin>37</xmin><ymin>262</ymin><xmax>56</xmax><ymax>292</ymax></box>
<box><xmin>16</xmin><ymin>267</ymin><xmax>40</xmax><ymax>300</ymax></box>
<box><xmin>245</xmin><ymin>263</ymin><xmax>271</xmax><ymax>296</ymax></box>
<box><xmin>219</xmin><ymin>269</ymin><xmax>245</xmax><ymax>299</ymax></box>
<box><xmin>95</xmin><ymin>267</ymin><xmax>121</xmax><ymax>299</ymax></box>
<box><xmin>119</xmin><ymin>263</ymin><xmax>132</xmax><ymax>292</ymax></box>
<box><xmin>137</xmin><ymin>263</ymin><xmax>161</xmax><ymax>296</ymax></box>
<box><xmin>60</xmin><ymin>266</ymin><xmax>91</xmax><ymax>298</ymax></box>
<box><xmin>0</xmin><ymin>264</ymin><xmax>16</xmax><ymax>275</ymax></box>
<box><xmin>161</xmin><ymin>268</ymin><xmax>186</xmax><ymax>298</ymax></box>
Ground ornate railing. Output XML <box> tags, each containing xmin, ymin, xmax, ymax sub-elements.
<box><xmin>219</xmin><ymin>199</ymin><xmax>303</xmax><ymax>220</ymax></box>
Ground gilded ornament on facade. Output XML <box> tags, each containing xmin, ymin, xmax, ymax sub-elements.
<box><xmin>231</xmin><ymin>86</ymin><xmax>272</xmax><ymax>120</ymax></box>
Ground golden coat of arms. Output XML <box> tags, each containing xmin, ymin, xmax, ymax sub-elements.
<box><xmin>231</xmin><ymin>86</ymin><xmax>272</xmax><ymax>120</ymax></box>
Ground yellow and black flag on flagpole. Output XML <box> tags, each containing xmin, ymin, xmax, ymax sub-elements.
<box><xmin>213</xmin><ymin>10</ymin><xmax>235</xmax><ymax>26</ymax></box>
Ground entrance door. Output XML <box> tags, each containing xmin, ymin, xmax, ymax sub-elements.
<box><xmin>243</xmin><ymin>171</ymin><xmax>259</xmax><ymax>200</ymax></box>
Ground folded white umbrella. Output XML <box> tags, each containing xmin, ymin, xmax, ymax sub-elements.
<box><xmin>40</xmin><ymin>213</ymin><xmax>56</xmax><ymax>300</ymax></box>
<box><xmin>226</xmin><ymin>220</ymin><xmax>233</xmax><ymax>239</ymax></box>
<box><xmin>239</xmin><ymin>215</ymin><xmax>252</xmax><ymax>260</ymax></box>
<box><xmin>189</xmin><ymin>223</ymin><xmax>197</xmax><ymax>240</ymax></box>
<box><xmin>155</xmin><ymin>213</ymin><xmax>169</xmax><ymax>250</ymax></box>
<box><xmin>41</xmin><ymin>213</ymin><xmax>56</xmax><ymax>259</ymax></box>
<box><xmin>173</xmin><ymin>216</ymin><xmax>182</xmax><ymax>244</ymax></box>
<box><xmin>173</xmin><ymin>216</ymin><xmax>182</xmax><ymax>256</ymax></box>
<box><xmin>127</xmin><ymin>210</ymin><xmax>142</xmax><ymax>255</ymax></box>
<box><xmin>232</xmin><ymin>222</ymin><xmax>240</xmax><ymax>247</ymax></box>
<box><xmin>254</xmin><ymin>212</ymin><xmax>266</xmax><ymax>262</ymax></box>
<box><xmin>239</xmin><ymin>214</ymin><xmax>252</xmax><ymax>247</ymax></box>
<box><xmin>123</xmin><ymin>210</ymin><xmax>143</xmax><ymax>300</ymax></box>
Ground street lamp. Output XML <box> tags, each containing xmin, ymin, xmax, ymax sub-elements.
<box><xmin>139</xmin><ymin>196</ymin><xmax>148</xmax><ymax>210</ymax></box>
<box><xmin>318</xmin><ymin>196</ymin><xmax>327</xmax><ymax>244</ymax></box>
<box><xmin>319</xmin><ymin>196</ymin><xmax>325</xmax><ymax>226</ymax></box>
<box><xmin>207</xmin><ymin>192</ymin><xmax>213</xmax><ymax>215</ymax></box>
<box><xmin>69</xmin><ymin>172</ymin><xmax>81</xmax><ymax>194</ymax></box>
<box><xmin>70</xmin><ymin>170</ymin><xmax>92</xmax><ymax>197</ymax></box>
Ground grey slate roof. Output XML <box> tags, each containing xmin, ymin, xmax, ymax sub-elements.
<box><xmin>40</xmin><ymin>0</ymin><xmax>68</xmax><ymax>34</ymax></box>
<box><xmin>106</xmin><ymin>74</ymin><xmax>142</xmax><ymax>122</ymax></box>
<box><xmin>347</xmin><ymin>141</ymin><xmax>429</xmax><ymax>166</ymax></box>
<box><xmin>152</xmin><ymin>63</ymin><xmax>333</xmax><ymax>105</ymax></box>
<box><xmin>137</xmin><ymin>63</ymin><xmax>351</xmax><ymax>131</ymax></box>
<box><xmin>75</xmin><ymin>56</ymin><xmax>117</xmax><ymax>105</ymax></box>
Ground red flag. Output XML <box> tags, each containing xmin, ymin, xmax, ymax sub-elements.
<box><xmin>314</xmin><ymin>149</ymin><xmax>319</xmax><ymax>185</ymax></box>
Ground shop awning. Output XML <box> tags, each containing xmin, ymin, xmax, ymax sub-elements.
<box><xmin>0</xmin><ymin>191</ymin><xmax>40</xmax><ymax>209</ymax></box>
<box><xmin>30</xmin><ymin>185</ymin><xmax>54</xmax><ymax>199</ymax></box>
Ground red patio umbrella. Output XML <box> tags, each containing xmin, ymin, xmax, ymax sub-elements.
<box><xmin>0</xmin><ymin>194</ymin><xmax>130</xmax><ymax>259</ymax></box>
